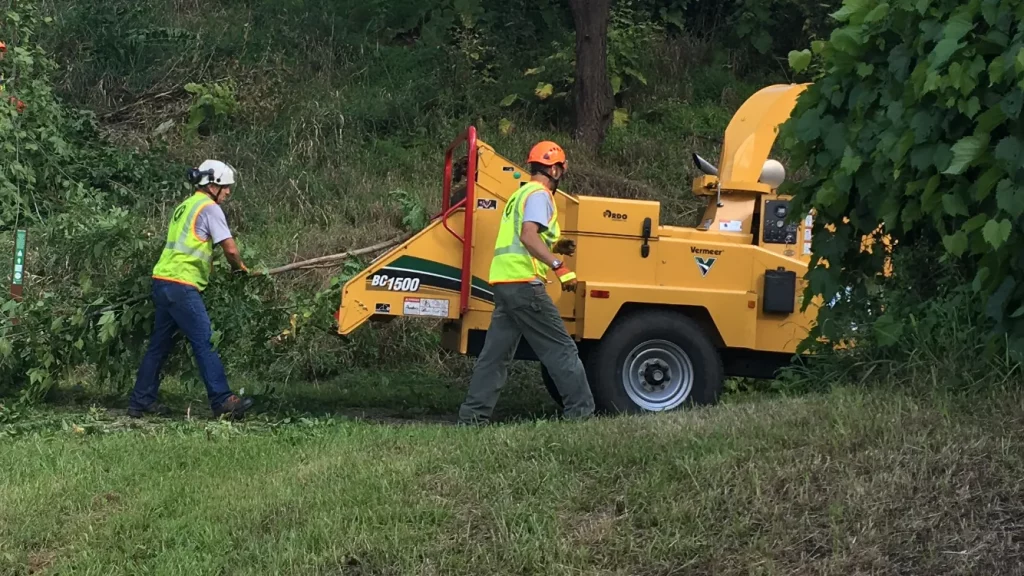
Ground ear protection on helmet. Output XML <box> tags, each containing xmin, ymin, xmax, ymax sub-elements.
<box><xmin>187</xmin><ymin>168</ymin><xmax>215</xmax><ymax>186</ymax></box>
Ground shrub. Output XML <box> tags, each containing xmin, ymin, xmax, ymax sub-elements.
<box><xmin>781</xmin><ymin>0</ymin><xmax>1024</xmax><ymax>360</ymax></box>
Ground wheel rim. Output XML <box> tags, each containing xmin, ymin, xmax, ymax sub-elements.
<box><xmin>621</xmin><ymin>339</ymin><xmax>694</xmax><ymax>411</ymax></box>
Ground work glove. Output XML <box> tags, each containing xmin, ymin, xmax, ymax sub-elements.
<box><xmin>232</xmin><ymin>265</ymin><xmax>250</xmax><ymax>277</ymax></box>
<box><xmin>554</xmin><ymin>264</ymin><xmax>578</xmax><ymax>292</ymax></box>
<box><xmin>553</xmin><ymin>238</ymin><xmax>576</xmax><ymax>256</ymax></box>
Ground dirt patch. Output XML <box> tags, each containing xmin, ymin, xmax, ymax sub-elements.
<box><xmin>91</xmin><ymin>492</ymin><xmax>122</xmax><ymax>507</ymax></box>
<box><xmin>569</xmin><ymin>509</ymin><xmax>619</xmax><ymax>547</ymax></box>
<box><xmin>27</xmin><ymin>550</ymin><xmax>57</xmax><ymax>574</ymax></box>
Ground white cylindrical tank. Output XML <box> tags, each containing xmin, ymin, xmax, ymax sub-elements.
<box><xmin>760</xmin><ymin>159</ymin><xmax>786</xmax><ymax>188</ymax></box>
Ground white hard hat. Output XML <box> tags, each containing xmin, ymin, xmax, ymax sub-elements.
<box><xmin>759</xmin><ymin>159</ymin><xmax>786</xmax><ymax>189</ymax></box>
<box><xmin>194</xmin><ymin>159</ymin><xmax>236</xmax><ymax>186</ymax></box>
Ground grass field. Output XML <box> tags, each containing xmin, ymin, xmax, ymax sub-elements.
<box><xmin>3</xmin><ymin>374</ymin><xmax>1024</xmax><ymax>575</ymax></box>
<box><xmin>6</xmin><ymin>2</ymin><xmax>1024</xmax><ymax>574</ymax></box>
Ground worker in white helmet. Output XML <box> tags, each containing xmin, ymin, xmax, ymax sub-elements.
<box><xmin>128</xmin><ymin>160</ymin><xmax>254</xmax><ymax>419</ymax></box>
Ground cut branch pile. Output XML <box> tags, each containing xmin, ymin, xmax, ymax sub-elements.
<box><xmin>90</xmin><ymin>232</ymin><xmax>412</xmax><ymax>316</ymax></box>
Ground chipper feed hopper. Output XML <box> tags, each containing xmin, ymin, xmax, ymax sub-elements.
<box><xmin>335</xmin><ymin>83</ymin><xmax>823</xmax><ymax>414</ymax></box>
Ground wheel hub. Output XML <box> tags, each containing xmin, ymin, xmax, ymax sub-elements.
<box><xmin>641</xmin><ymin>360</ymin><xmax>671</xmax><ymax>390</ymax></box>
<box><xmin>621</xmin><ymin>339</ymin><xmax>695</xmax><ymax>412</ymax></box>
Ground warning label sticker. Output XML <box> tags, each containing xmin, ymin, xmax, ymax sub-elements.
<box><xmin>404</xmin><ymin>297</ymin><xmax>450</xmax><ymax>318</ymax></box>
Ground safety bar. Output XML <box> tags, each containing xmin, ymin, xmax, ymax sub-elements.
<box><xmin>440</xmin><ymin>126</ymin><xmax>478</xmax><ymax>314</ymax></box>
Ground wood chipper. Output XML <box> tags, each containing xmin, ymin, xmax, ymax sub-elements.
<box><xmin>335</xmin><ymin>83</ymin><xmax>825</xmax><ymax>414</ymax></box>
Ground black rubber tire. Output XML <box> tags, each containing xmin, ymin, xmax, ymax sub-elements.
<box><xmin>586</xmin><ymin>310</ymin><xmax>723</xmax><ymax>414</ymax></box>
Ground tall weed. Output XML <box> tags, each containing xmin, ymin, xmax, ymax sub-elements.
<box><xmin>781</xmin><ymin>246</ymin><xmax>1022</xmax><ymax>396</ymax></box>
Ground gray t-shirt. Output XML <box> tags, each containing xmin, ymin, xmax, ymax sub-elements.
<box><xmin>194</xmin><ymin>203</ymin><xmax>232</xmax><ymax>245</ymax></box>
<box><xmin>522</xmin><ymin>190</ymin><xmax>555</xmax><ymax>283</ymax></box>
<box><xmin>523</xmin><ymin>190</ymin><xmax>554</xmax><ymax>231</ymax></box>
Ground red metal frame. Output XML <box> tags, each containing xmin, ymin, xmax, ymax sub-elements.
<box><xmin>439</xmin><ymin>126</ymin><xmax>478</xmax><ymax>314</ymax></box>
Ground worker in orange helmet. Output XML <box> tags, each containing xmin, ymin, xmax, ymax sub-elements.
<box><xmin>457</xmin><ymin>140</ymin><xmax>595</xmax><ymax>424</ymax></box>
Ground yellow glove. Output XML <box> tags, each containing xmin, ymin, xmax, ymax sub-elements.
<box><xmin>553</xmin><ymin>262</ymin><xmax>577</xmax><ymax>292</ymax></box>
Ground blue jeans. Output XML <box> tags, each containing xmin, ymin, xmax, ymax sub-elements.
<box><xmin>129</xmin><ymin>279</ymin><xmax>233</xmax><ymax>410</ymax></box>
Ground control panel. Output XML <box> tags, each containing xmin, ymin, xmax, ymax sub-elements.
<box><xmin>762</xmin><ymin>199</ymin><xmax>799</xmax><ymax>245</ymax></box>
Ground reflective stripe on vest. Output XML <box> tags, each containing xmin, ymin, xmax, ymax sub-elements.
<box><xmin>151</xmin><ymin>192</ymin><xmax>216</xmax><ymax>290</ymax></box>
<box><xmin>489</xmin><ymin>182</ymin><xmax>560</xmax><ymax>284</ymax></box>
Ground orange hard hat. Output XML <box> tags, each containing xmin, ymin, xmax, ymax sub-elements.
<box><xmin>527</xmin><ymin>141</ymin><xmax>567</xmax><ymax>166</ymax></box>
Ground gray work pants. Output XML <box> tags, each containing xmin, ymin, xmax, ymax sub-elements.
<box><xmin>458</xmin><ymin>282</ymin><xmax>595</xmax><ymax>424</ymax></box>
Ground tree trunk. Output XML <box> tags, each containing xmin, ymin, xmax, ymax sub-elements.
<box><xmin>568</xmin><ymin>0</ymin><xmax>614</xmax><ymax>151</ymax></box>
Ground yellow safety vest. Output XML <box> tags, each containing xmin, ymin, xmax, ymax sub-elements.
<box><xmin>151</xmin><ymin>192</ymin><xmax>217</xmax><ymax>291</ymax></box>
<box><xmin>489</xmin><ymin>182</ymin><xmax>562</xmax><ymax>284</ymax></box>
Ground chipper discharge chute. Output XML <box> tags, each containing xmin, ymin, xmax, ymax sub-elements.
<box><xmin>336</xmin><ymin>83</ymin><xmax>829</xmax><ymax>415</ymax></box>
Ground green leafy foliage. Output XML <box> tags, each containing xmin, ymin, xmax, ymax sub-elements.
<box><xmin>0</xmin><ymin>5</ymin><xmax>84</xmax><ymax>224</ymax></box>
<box><xmin>789</xmin><ymin>49</ymin><xmax>813</xmax><ymax>72</ymax></box>
<box><xmin>0</xmin><ymin>2</ymin><xmax>437</xmax><ymax>405</ymax></box>
<box><xmin>0</xmin><ymin>2</ymin><xmax>176</xmax><ymax>401</ymax></box>
<box><xmin>780</xmin><ymin>0</ymin><xmax>1024</xmax><ymax>358</ymax></box>
<box><xmin>607</xmin><ymin>1</ymin><xmax>658</xmax><ymax>97</ymax></box>
<box><xmin>388</xmin><ymin>189</ymin><xmax>430</xmax><ymax>232</ymax></box>
<box><xmin>498</xmin><ymin>0</ymin><xmax>662</xmax><ymax>127</ymax></box>
<box><xmin>183</xmin><ymin>80</ymin><xmax>238</xmax><ymax>137</ymax></box>
<box><xmin>715</xmin><ymin>0</ymin><xmax>844</xmax><ymax>63</ymax></box>
<box><xmin>871</xmin><ymin>313</ymin><xmax>903</xmax><ymax>347</ymax></box>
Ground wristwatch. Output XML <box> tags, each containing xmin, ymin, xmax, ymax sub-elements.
<box><xmin>551</xmin><ymin>259</ymin><xmax>563</xmax><ymax>269</ymax></box>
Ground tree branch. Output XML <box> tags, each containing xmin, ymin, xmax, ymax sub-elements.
<box><xmin>92</xmin><ymin>295</ymin><xmax>148</xmax><ymax>317</ymax></box>
<box><xmin>257</xmin><ymin>232</ymin><xmax>413</xmax><ymax>276</ymax></box>
<box><xmin>99</xmin><ymin>76</ymin><xmax>231</xmax><ymax>121</ymax></box>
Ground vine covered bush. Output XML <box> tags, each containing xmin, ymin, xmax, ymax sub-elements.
<box><xmin>0</xmin><ymin>2</ymin><xmax>168</xmax><ymax>400</ymax></box>
<box><xmin>0</xmin><ymin>2</ymin><xmax>422</xmax><ymax>404</ymax></box>
<box><xmin>781</xmin><ymin>0</ymin><xmax>1024</xmax><ymax>355</ymax></box>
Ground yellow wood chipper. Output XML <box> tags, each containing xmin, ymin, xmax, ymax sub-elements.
<box><xmin>334</xmin><ymin>83</ymin><xmax>826</xmax><ymax>414</ymax></box>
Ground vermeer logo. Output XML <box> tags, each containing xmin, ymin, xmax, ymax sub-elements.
<box><xmin>603</xmin><ymin>210</ymin><xmax>627</xmax><ymax>221</ymax></box>
<box><xmin>692</xmin><ymin>246</ymin><xmax>722</xmax><ymax>276</ymax></box>
<box><xmin>695</xmin><ymin>256</ymin><xmax>716</xmax><ymax>277</ymax></box>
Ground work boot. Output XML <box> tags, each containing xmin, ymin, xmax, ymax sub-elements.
<box><xmin>127</xmin><ymin>402</ymin><xmax>172</xmax><ymax>418</ymax></box>
<box><xmin>212</xmin><ymin>395</ymin><xmax>253</xmax><ymax>419</ymax></box>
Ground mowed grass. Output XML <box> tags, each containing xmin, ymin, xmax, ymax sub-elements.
<box><xmin>40</xmin><ymin>363</ymin><xmax>558</xmax><ymax>424</ymax></box>
<box><xmin>2</xmin><ymin>376</ymin><xmax>1024</xmax><ymax>575</ymax></box>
